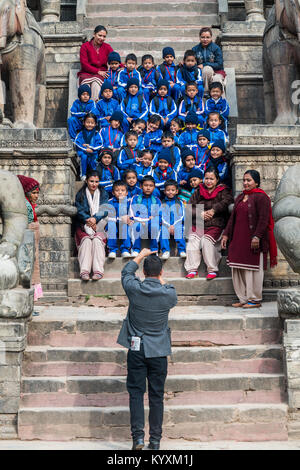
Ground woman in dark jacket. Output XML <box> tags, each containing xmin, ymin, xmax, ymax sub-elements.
<box><xmin>221</xmin><ymin>170</ymin><xmax>277</xmax><ymax>308</ymax></box>
<box><xmin>75</xmin><ymin>170</ymin><xmax>109</xmax><ymax>280</ymax></box>
<box><xmin>185</xmin><ymin>167</ymin><xmax>233</xmax><ymax>280</ymax></box>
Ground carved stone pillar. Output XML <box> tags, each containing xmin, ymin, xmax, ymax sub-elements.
<box><xmin>40</xmin><ymin>0</ymin><xmax>60</xmax><ymax>23</ymax></box>
<box><xmin>244</xmin><ymin>0</ymin><xmax>265</xmax><ymax>21</ymax></box>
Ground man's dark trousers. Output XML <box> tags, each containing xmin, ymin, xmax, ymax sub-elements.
<box><xmin>127</xmin><ymin>344</ymin><xmax>168</xmax><ymax>441</ymax></box>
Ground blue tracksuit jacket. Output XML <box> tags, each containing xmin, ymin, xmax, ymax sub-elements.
<box><xmin>117</xmin><ymin>68</ymin><xmax>142</xmax><ymax>100</ymax></box>
<box><xmin>67</xmin><ymin>99</ymin><xmax>96</xmax><ymax>141</ymax></box>
<box><xmin>127</xmin><ymin>184</ymin><xmax>143</xmax><ymax>201</ymax></box>
<box><xmin>120</xmin><ymin>94</ymin><xmax>149</xmax><ymax>122</ymax></box>
<box><xmin>206</xmin><ymin>156</ymin><xmax>230</xmax><ymax>186</ymax></box>
<box><xmin>178</xmin><ymin>95</ymin><xmax>205</xmax><ymax>126</ymax></box>
<box><xmin>190</xmin><ymin>145</ymin><xmax>210</xmax><ymax>171</ymax></box>
<box><xmin>96</xmin><ymin>162</ymin><xmax>120</xmax><ymax>195</ymax></box>
<box><xmin>75</xmin><ymin>130</ymin><xmax>102</xmax><ymax>178</ymax></box>
<box><xmin>205</xmin><ymin>126</ymin><xmax>228</xmax><ymax>148</ymax></box>
<box><xmin>152</xmin><ymin>166</ymin><xmax>177</xmax><ymax>193</ymax></box>
<box><xmin>179</xmin><ymin>129</ymin><xmax>200</xmax><ymax>148</ymax></box>
<box><xmin>204</xmin><ymin>97</ymin><xmax>230</xmax><ymax>120</ymax></box>
<box><xmin>143</xmin><ymin>129</ymin><xmax>163</xmax><ymax>153</ymax></box>
<box><xmin>177</xmin><ymin>165</ymin><xmax>196</xmax><ymax>189</ymax></box>
<box><xmin>149</xmin><ymin>96</ymin><xmax>177</xmax><ymax>123</ymax></box>
<box><xmin>95</xmin><ymin>97</ymin><xmax>119</xmax><ymax>128</ymax></box>
<box><xmin>132</xmin><ymin>163</ymin><xmax>153</xmax><ymax>182</ymax></box>
<box><xmin>117</xmin><ymin>146</ymin><xmax>141</xmax><ymax>173</ymax></box>
<box><xmin>153</xmin><ymin>145</ymin><xmax>182</xmax><ymax>173</ymax></box>
<box><xmin>160</xmin><ymin>197</ymin><xmax>186</xmax><ymax>253</ymax></box>
<box><xmin>106</xmin><ymin>196</ymin><xmax>132</xmax><ymax>253</ymax></box>
<box><xmin>120</xmin><ymin>133</ymin><xmax>145</xmax><ymax>151</ymax></box>
<box><xmin>176</xmin><ymin>66</ymin><xmax>204</xmax><ymax>99</ymax></box>
<box><xmin>99</xmin><ymin>126</ymin><xmax>123</xmax><ymax>150</ymax></box>
<box><xmin>129</xmin><ymin>193</ymin><xmax>162</xmax><ymax>251</ymax></box>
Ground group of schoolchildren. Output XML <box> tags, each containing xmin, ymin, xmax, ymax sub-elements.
<box><xmin>68</xmin><ymin>46</ymin><xmax>231</xmax><ymax>259</ymax></box>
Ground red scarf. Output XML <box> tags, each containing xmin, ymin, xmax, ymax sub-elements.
<box><xmin>243</xmin><ymin>188</ymin><xmax>277</xmax><ymax>267</ymax></box>
<box><xmin>26</xmin><ymin>197</ymin><xmax>38</xmax><ymax>222</ymax></box>
<box><xmin>198</xmin><ymin>183</ymin><xmax>226</xmax><ymax>200</ymax></box>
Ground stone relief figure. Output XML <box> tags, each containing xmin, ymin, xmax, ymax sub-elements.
<box><xmin>263</xmin><ymin>0</ymin><xmax>300</xmax><ymax>125</ymax></box>
<box><xmin>0</xmin><ymin>0</ymin><xmax>46</xmax><ymax>128</ymax></box>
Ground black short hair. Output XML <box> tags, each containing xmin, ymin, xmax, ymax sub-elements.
<box><xmin>164</xmin><ymin>179</ymin><xmax>178</xmax><ymax>190</ymax></box>
<box><xmin>244</xmin><ymin>169</ymin><xmax>261</xmax><ymax>187</ymax></box>
<box><xmin>83</xmin><ymin>112</ymin><xmax>97</xmax><ymax>124</ymax></box>
<box><xmin>132</xmin><ymin>118</ymin><xmax>147</xmax><ymax>128</ymax></box>
<box><xmin>112</xmin><ymin>180</ymin><xmax>128</xmax><ymax>191</ymax></box>
<box><xmin>126</xmin><ymin>53</ymin><xmax>137</xmax><ymax>63</ymax></box>
<box><xmin>204</xmin><ymin>167</ymin><xmax>220</xmax><ymax>181</ymax></box>
<box><xmin>171</xmin><ymin>117</ymin><xmax>184</xmax><ymax>129</ymax></box>
<box><xmin>185</xmin><ymin>81</ymin><xmax>198</xmax><ymax>90</ymax></box>
<box><xmin>141</xmin><ymin>149</ymin><xmax>154</xmax><ymax>158</ymax></box>
<box><xmin>94</xmin><ymin>25</ymin><xmax>107</xmax><ymax>34</ymax></box>
<box><xmin>122</xmin><ymin>169</ymin><xmax>138</xmax><ymax>181</ymax></box>
<box><xmin>183</xmin><ymin>50</ymin><xmax>197</xmax><ymax>61</ymax></box>
<box><xmin>142</xmin><ymin>54</ymin><xmax>154</xmax><ymax>64</ymax></box>
<box><xmin>141</xmin><ymin>175</ymin><xmax>155</xmax><ymax>185</ymax></box>
<box><xmin>162</xmin><ymin>130</ymin><xmax>174</xmax><ymax>141</ymax></box>
<box><xmin>209</xmin><ymin>82</ymin><xmax>223</xmax><ymax>92</ymax></box>
<box><xmin>125</xmin><ymin>130</ymin><xmax>138</xmax><ymax>140</ymax></box>
<box><xmin>144</xmin><ymin>254</ymin><xmax>162</xmax><ymax>277</ymax></box>
<box><xmin>148</xmin><ymin>114</ymin><xmax>162</xmax><ymax>125</ymax></box>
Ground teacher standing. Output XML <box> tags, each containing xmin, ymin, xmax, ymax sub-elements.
<box><xmin>118</xmin><ymin>249</ymin><xmax>178</xmax><ymax>451</ymax></box>
<box><xmin>78</xmin><ymin>25</ymin><xmax>114</xmax><ymax>102</ymax></box>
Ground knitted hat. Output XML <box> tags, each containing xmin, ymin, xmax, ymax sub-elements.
<box><xmin>17</xmin><ymin>175</ymin><xmax>40</xmax><ymax>194</ymax></box>
<box><xmin>157</xmin><ymin>79</ymin><xmax>169</xmax><ymax>91</ymax></box>
<box><xmin>101</xmin><ymin>81</ymin><xmax>113</xmax><ymax>94</ymax></box>
<box><xmin>197</xmin><ymin>129</ymin><xmax>210</xmax><ymax>141</ymax></box>
<box><xmin>99</xmin><ymin>148</ymin><xmax>113</xmax><ymax>159</ymax></box>
<box><xmin>181</xmin><ymin>147</ymin><xmax>195</xmax><ymax>162</ymax></box>
<box><xmin>78</xmin><ymin>84</ymin><xmax>91</xmax><ymax>99</ymax></box>
<box><xmin>108</xmin><ymin>51</ymin><xmax>121</xmax><ymax>63</ymax></box>
<box><xmin>110</xmin><ymin>111</ymin><xmax>124</xmax><ymax>123</ymax></box>
<box><xmin>157</xmin><ymin>148</ymin><xmax>172</xmax><ymax>164</ymax></box>
<box><xmin>127</xmin><ymin>78</ymin><xmax>140</xmax><ymax>89</ymax></box>
<box><xmin>211</xmin><ymin>140</ymin><xmax>226</xmax><ymax>153</ymax></box>
<box><xmin>188</xmin><ymin>168</ymin><xmax>203</xmax><ymax>181</ymax></box>
<box><xmin>185</xmin><ymin>111</ymin><xmax>199</xmax><ymax>125</ymax></box>
<box><xmin>162</xmin><ymin>47</ymin><xmax>175</xmax><ymax>59</ymax></box>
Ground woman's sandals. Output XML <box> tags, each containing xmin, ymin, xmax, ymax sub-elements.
<box><xmin>232</xmin><ymin>301</ymin><xmax>261</xmax><ymax>308</ymax></box>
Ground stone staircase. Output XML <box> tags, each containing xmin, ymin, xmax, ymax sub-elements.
<box><xmin>18</xmin><ymin>303</ymin><xmax>288</xmax><ymax>442</ymax></box>
<box><xmin>82</xmin><ymin>0</ymin><xmax>220</xmax><ymax>63</ymax></box>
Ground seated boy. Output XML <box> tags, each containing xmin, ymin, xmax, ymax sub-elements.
<box><xmin>152</xmin><ymin>148</ymin><xmax>177</xmax><ymax>196</ymax></box>
<box><xmin>133</xmin><ymin>149</ymin><xmax>154</xmax><ymax>182</ymax></box>
<box><xmin>139</xmin><ymin>54</ymin><xmax>160</xmax><ymax>105</ymax></box>
<box><xmin>176</xmin><ymin>50</ymin><xmax>204</xmax><ymax>100</ymax></box>
<box><xmin>160</xmin><ymin>179</ymin><xmax>186</xmax><ymax>259</ymax></box>
<box><xmin>177</xmin><ymin>147</ymin><xmax>197</xmax><ymax>190</ymax></box>
<box><xmin>191</xmin><ymin>129</ymin><xmax>211</xmax><ymax>169</ymax></box>
<box><xmin>106</xmin><ymin>51</ymin><xmax>123</xmax><ymax>102</ymax></box>
<box><xmin>95</xmin><ymin>82</ymin><xmax>119</xmax><ymax>129</ymax></box>
<box><xmin>117</xmin><ymin>53</ymin><xmax>142</xmax><ymax>101</ymax></box>
<box><xmin>129</xmin><ymin>175</ymin><xmax>162</xmax><ymax>256</ymax></box>
<box><xmin>96</xmin><ymin>148</ymin><xmax>120</xmax><ymax>196</ymax></box>
<box><xmin>157</xmin><ymin>47</ymin><xmax>181</xmax><ymax>102</ymax></box>
<box><xmin>98</xmin><ymin>110</ymin><xmax>124</xmax><ymax>152</ymax></box>
<box><xmin>179</xmin><ymin>111</ymin><xmax>201</xmax><ymax>148</ymax></box>
<box><xmin>117</xmin><ymin>130</ymin><xmax>141</xmax><ymax>174</ymax></box>
<box><xmin>149</xmin><ymin>79</ymin><xmax>177</xmax><ymax>129</ymax></box>
<box><xmin>205</xmin><ymin>112</ymin><xmax>228</xmax><ymax>148</ymax></box>
<box><xmin>204</xmin><ymin>82</ymin><xmax>230</xmax><ymax>130</ymax></box>
<box><xmin>153</xmin><ymin>131</ymin><xmax>181</xmax><ymax>173</ymax></box>
<box><xmin>120</xmin><ymin>78</ymin><xmax>148</xmax><ymax>133</ymax></box>
<box><xmin>107</xmin><ymin>180</ymin><xmax>132</xmax><ymax>259</ymax></box>
<box><xmin>143</xmin><ymin>114</ymin><xmax>163</xmax><ymax>153</ymax></box>
<box><xmin>68</xmin><ymin>84</ymin><xmax>96</xmax><ymax>141</ymax></box>
<box><xmin>206</xmin><ymin>140</ymin><xmax>231</xmax><ymax>187</ymax></box>
<box><xmin>178</xmin><ymin>82</ymin><xmax>205</xmax><ymax>127</ymax></box>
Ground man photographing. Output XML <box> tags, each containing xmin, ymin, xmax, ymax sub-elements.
<box><xmin>117</xmin><ymin>248</ymin><xmax>178</xmax><ymax>450</ymax></box>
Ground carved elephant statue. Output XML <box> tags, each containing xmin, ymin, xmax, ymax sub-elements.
<box><xmin>0</xmin><ymin>0</ymin><xmax>46</xmax><ymax>128</ymax></box>
<box><xmin>263</xmin><ymin>0</ymin><xmax>300</xmax><ymax>125</ymax></box>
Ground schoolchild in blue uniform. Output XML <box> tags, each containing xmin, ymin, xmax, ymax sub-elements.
<box><xmin>153</xmin><ymin>131</ymin><xmax>182</xmax><ymax>174</ymax></box>
<box><xmin>177</xmin><ymin>147</ymin><xmax>197</xmax><ymax>190</ymax></box>
<box><xmin>170</xmin><ymin>117</ymin><xmax>184</xmax><ymax>146</ymax></box>
<box><xmin>106</xmin><ymin>51</ymin><xmax>123</xmax><ymax>102</ymax></box>
<box><xmin>74</xmin><ymin>113</ymin><xmax>102</xmax><ymax>181</ymax></box>
<box><xmin>149</xmin><ymin>79</ymin><xmax>177</xmax><ymax>129</ymax></box>
<box><xmin>95</xmin><ymin>82</ymin><xmax>119</xmax><ymax>129</ymax></box>
<box><xmin>117</xmin><ymin>53</ymin><xmax>142</xmax><ymax>101</ymax></box>
<box><xmin>120</xmin><ymin>118</ymin><xmax>146</xmax><ymax>151</ymax></box>
<box><xmin>157</xmin><ymin>47</ymin><xmax>181</xmax><ymax>102</ymax></box>
<box><xmin>117</xmin><ymin>130</ymin><xmax>141</xmax><ymax>175</ymax></box>
<box><xmin>178</xmin><ymin>82</ymin><xmax>205</xmax><ymax>127</ymax></box>
<box><xmin>120</xmin><ymin>78</ymin><xmax>148</xmax><ymax>133</ymax></box>
<box><xmin>179</xmin><ymin>111</ymin><xmax>202</xmax><ymax>148</ymax></box>
<box><xmin>122</xmin><ymin>169</ymin><xmax>143</xmax><ymax>201</ymax></box>
<box><xmin>143</xmin><ymin>114</ymin><xmax>163</xmax><ymax>153</ymax></box>
<box><xmin>204</xmin><ymin>82</ymin><xmax>230</xmax><ymax>131</ymax></box>
<box><xmin>98</xmin><ymin>111</ymin><xmax>124</xmax><ymax>152</ymax></box>
<box><xmin>152</xmin><ymin>148</ymin><xmax>177</xmax><ymax>196</ymax></box>
<box><xmin>205</xmin><ymin>112</ymin><xmax>228</xmax><ymax>148</ymax></box>
<box><xmin>132</xmin><ymin>149</ymin><xmax>154</xmax><ymax>182</ymax></box>
<box><xmin>96</xmin><ymin>148</ymin><xmax>120</xmax><ymax>197</ymax></box>
<box><xmin>160</xmin><ymin>179</ymin><xmax>186</xmax><ymax>259</ymax></box>
<box><xmin>68</xmin><ymin>84</ymin><xmax>96</xmax><ymax>141</ymax></box>
<box><xmin>206</xmin><ymin>140</ymin><xmax>231</xmax><ymax>187</ymax></box>
<box><xmin>179</xmin><ymin>167</ymin><xmax>204</xmax><ymax>203</ymax></box>
<box><xmin>176</xmin><ymin>50</ymin><xmax>204</xmax><ymax>100</ymax></box>
<box><xmin>190</xmin><ymin>129</ymin><xmax>211</xmax><ymax>170</ymax></box>
<box><xmin>107</xmin><ymin>180</ymin><xmax>132</xmax><ymax>259</ymax></box>
<box><xmin>129</xmin><ymin>175</ymin><xmax>162</xmax><ymax>255</ymax></box>
<box><xmin>138</xmin><ymin>54</ymin><xmax>160</xmax><ymax>105</ymax></box>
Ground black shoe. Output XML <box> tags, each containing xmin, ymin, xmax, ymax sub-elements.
<box><xmin>148</xmin><ymin>440</ymin><xmax>160</xmax><ymax>450</ymax></box>
<box><xmin>132</xmin><ymin>438</ymin><xmax>144</xmax><ymax>450</ymax></box>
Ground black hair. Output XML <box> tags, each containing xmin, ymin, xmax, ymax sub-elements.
<box><xmin>122</xmin><ymin>169</ymin><xmax>138</xmax><ymax>181</ymax></box>
<box><xmin>142</xmin><ymin>54</ymin><xmax>154</xmax><ymax>64</ymax></box>
<box><xmin>148</xmin><ymin>114</ymin><xmax>162</xmax><ymax>126</ymax></box>
<box><xmin>126</xmin><ymin>53</ymin><xmax>137</xmax><ymax>63</ymax></box>
<box><xmin>206</xmin><ymin>112</ymin><xmax>225</xmax><ymax>130</ymax></box>
<box><xmin>185</xmin><ymin>81</ymin><xmax>198</xmax><ymax>90</ymax></box>
<box><xmin>141</xmin><ymin>175</ymin><xmax>155</xmax><ymax>185</ymax></box>
<box><xmin>204</xmin><ymin>167</ymin><xmax>220</xmax><ymax>181</ymax></box>
<box><xmin>141</xmin><ymin>149</ymin><xmax>154</xmax><ymax>158</ymax></box>
<box><xmin>199</xmin><ymin>27</ymin><xmax>213</xmax><ymax>37</ymax></box>
<box><xmin>183</xmin><ymin>50</ymin><xmax>197</xmax><ymax>61</ymax></box>
<box><xmin>162</xmin><ymin>130</ymin><xmax>174</xmax><ymax>141</ymax></box>
<box><xmin>83</xmin><ymin>112</ymin><xmax>97</xmax><ymax>124</ymax></box>
<box><xmin>94</xmin><ymin>25</ymin><xmax>107</xmax><ymax>34</ymax></box>
<box><xmin>112</xmin><ymin>180</ymin><xmax>128</xmax><ymax>191</ymax></box>
<box><xmin>209</xmin><ymin>82</ymin><xmax>223</xmax><ymax>92</ymax></box>
<box><xmin>244</xmin><ymin>169</ymin><xmax>261</xmax><ymax>187</ymax></box>
<box><xmin>171</xmin><ymin>117</ymin><xmax>184</xmax><ymax>129</ymax></box>
<box><xmin>143</xmin><ymin>254</ymin><xmax>162</xmax><ymax>277</ymax></box>
<box><xmin>125</xmin><ymin>130</ymin><xmax>138</xmax><ymax>141</ymax></box>
<box><xmin>76</xmin><ymin>170</ymin><xmax>100</xmax><ymax>203</ymax></box>
<box><xmin>132</xmin><ymin>118</ymin><xmax>147</xmax><ymax>129</ymax></box>
<box><xmin>164</xmin><ymin>179</ymin><xmax>179</xmax><ymax>190</ymax></box>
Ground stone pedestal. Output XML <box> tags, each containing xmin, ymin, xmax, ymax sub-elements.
<box><xmin>0</xmin><ymin>128</ymin><xmax>78</xmax><ymax>296</ymax></box>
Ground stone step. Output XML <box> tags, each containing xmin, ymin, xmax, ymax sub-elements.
<box><xmin>18</xmin><ymin>404</ymin><xmax>288</xmax><ymax>441</ymax></box>
<box><xmin>104</xmin><ymin>39</ymin><xmax>198</xmax><ymax>53</ymax></box>
<box><xmin>20</xmin><ymin>373</ymin><xmax>286</xmax><ymax>408</ymax></box>
<box><xmin>84</xmin><ymin>14</ymin><xmax>219</xmax><ymax>28</ymax></box>
<box><xmin>86</xmin><ymin>2</ymin><xmax>218</xmax><ymax>14</ymax></box>
<box><xmin>84</xmin><ymin>26</ymin><xmax>218</xmax><ymax>39</ymax></box>
<box><xmin>87</xmin><ymin>0</ymin><xmax>217</xmax><ymax>3</ymax></box>
<box><xmin>22</xmin><ymin>345</ymin><xmax>283</xmax><ymax>377</ymax></box>
<box><xmin>26</xmin><ymin>304</ymin><xmax>282</xmax><ymax>347</ymax></box>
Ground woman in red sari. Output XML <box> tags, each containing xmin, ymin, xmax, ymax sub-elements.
<box><xmin>221</xmin><ymin>170</ymin><xmax>277</xmax><ymax>309</ymax></box>
<box><xmin>185</xmin><ymin>168</ymin><xmax>233</xmax><ymax>280</ymax></box>
<box><xmin>78</xmin><ymin>25</ymin><xmax>114</xmax><ymax>102</ymax></box>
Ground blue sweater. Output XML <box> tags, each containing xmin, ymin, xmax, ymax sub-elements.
<box><xmin>95</xmin><ymin>98</ymin><xmax>119</xmax><ymax>127</ymax></box>
<box><xmin>70</xmin><ymin>99</ymin><xmax>96</xmax><ymax>120</ymax></box>
<box><xmin>99</xmin><ymin>126</ymin><xmax>123</xmax><ymax>150</ymax></box>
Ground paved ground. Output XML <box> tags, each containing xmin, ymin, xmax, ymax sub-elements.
<box><xmin>0</xmin><ymin>440</ymin><xmax>300</xmax><ymax>450</ymax></box>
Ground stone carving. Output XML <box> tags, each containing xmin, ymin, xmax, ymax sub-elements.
<box><xmin>263</xmin><ymin>0</ymin><xmax>300</xmax><ymax>125</ymax></box>
<box><xmin>40</xmin><ymin>0</ymin><xmax>60</xmax><ymax>23</ymax></box>
<box><xmin>0</xmin><ymin>0</ymin><xmax>46</xmax><ymax>128</ymax></box>
<box><xmin>244</xmin><ymin>0</ymin><xmax>265</xmax><ymax>22</ymax></box>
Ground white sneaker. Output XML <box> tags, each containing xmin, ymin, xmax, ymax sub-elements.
<box><xmin>131</xmin><ymin>251</ymin><xmax>140</xmax><ymax>257</ymax></box>
<box><xmin>161</xmin><ymin>251</ymin><xmax>170</xmax><ymax>260</ymax></box>
<box><xmin>108</xmin><ymin>252</ymin><xmax>117</xmax><ymax>259</ymax></box>
<box><xmin>121</xmin><ymin>251</ymin><xmax>131</xmax><ymax>258</ymax></box>
<box><xmin>179</xmin><ymin>251</ymin><xmax>187</xmax><ymax>258</ymax></box>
